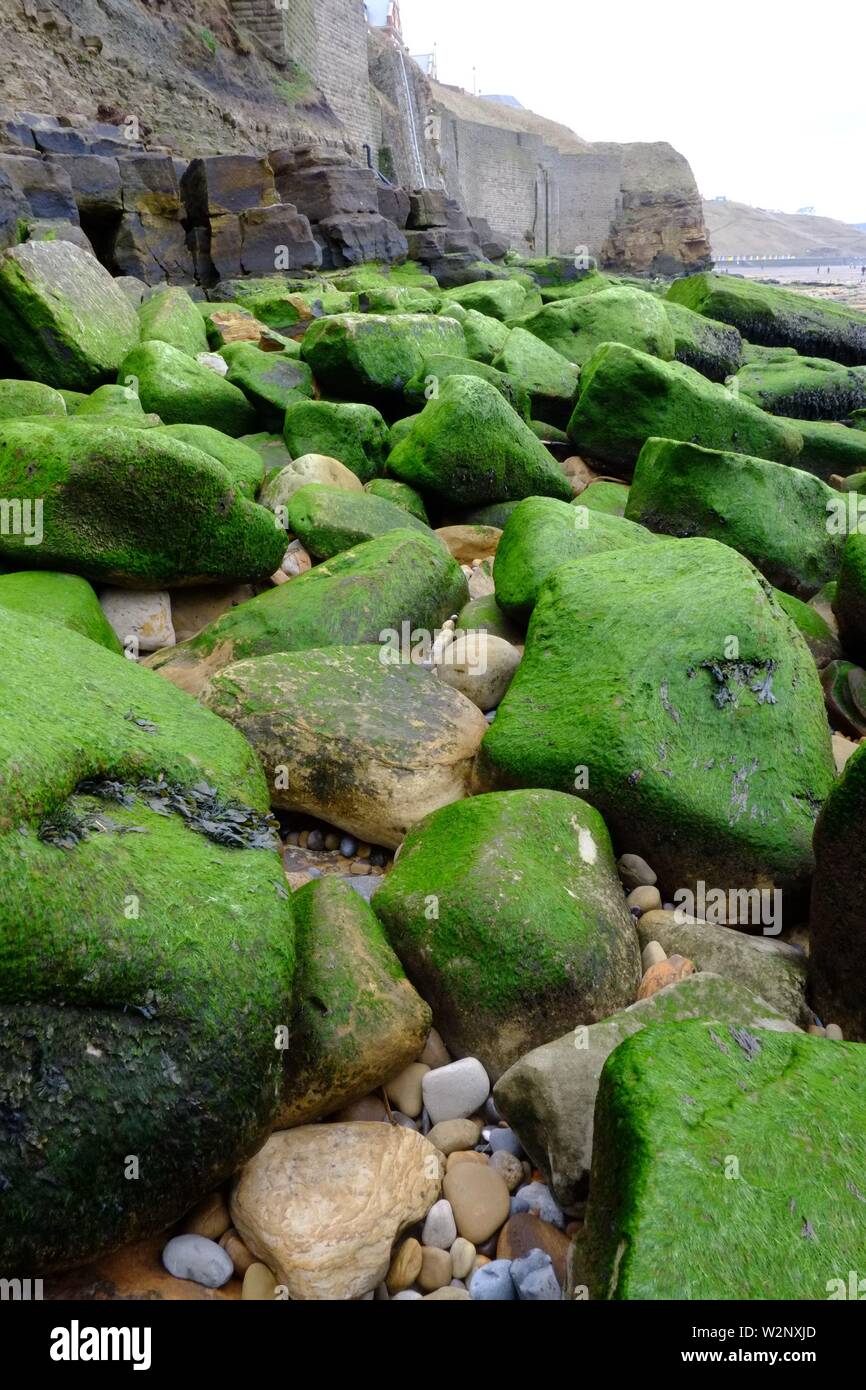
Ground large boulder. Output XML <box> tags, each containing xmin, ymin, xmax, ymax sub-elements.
<box><xmin>667</xmin><ymin>272</ymin><xmax>866</xmax><ymax>366</ymax></box>
<box><xmin>459</xmin><ymin>307</ymin><xmax>511</xmax><ymax>364</ymax></box>
<box><xmin>386</xmin><ymin>376</ymin><xmax>573</xmax><ymax>506</ymax></box>
<box><xmin>201</xmin><ymin>644</ymin><xmax>487</xmax><ymax>848</ymax></box>
<box><xmin>809</xmin><ymin>740</ymin><xmax>866</xmax><ymax>1040</ymax></box>
<box><xmin>0</xmin><ymin>379</ymin><xmax>67</xmax><ymax>420</ymax></box>
<box><xmin>276</xmin><ymin>877</ymin><xmax>431</xmax><ymax>1128</ymax></box>
<box><xmin>624</xmin><ymin>438</ymin><xmax>843</xmax><ymax>599</ymax></box>
<box><xmin>153</xmin><ymin>423</ymin><xmax>265</xmax><ymax>499</ymax></box>
<box><xmin>493</xmin><ymin>495</ymin><xmax>656</xmax><ymax>621</ymax></box>
<box><xmin>0</xmin><ymin>607</ymin><xmax>295</xmax><ymax>1272</ymax></box>
<box><xmin>662</xmin><ymin>300</ymin><xmax>742</xmax><ymax>382</ymax></box>
<box><xmin>283</xmin><ymin>399</ymin><xmax>390</xmax><ymax>483</ymax></box>
<box><xmin>146</xmin><ymin>529</ymin><xmax>468</xmax><ymax>696</ymax></box>
<box><xmin>789</xmin><ymin>417</ymin><xmax>866</xmax><ymax>480</ymax></box>
<box><xmin>220</xmin><ymin>342</ymin><xmax>313</xmax><ymax>431</ymax></box>
<box><xmin>478</xmin><ymin>538</ymin><xmax>835</xmax><ymax>902</ymax></box>
<box><xmin>0</xmin><ymin>239</ymin><xmax>139</xmax><ymax>390</ymax></box>
<box><xmin>734</xmin><ymin>355</ymin><xmax>866</xmax><ymax>421</ymax></box>
<box><xmin>371</xmin><ymin>789</ymin><xmax>642</xmax><ymax>1080</ymax></box>
<box><xmin>0</xmin><ymin>569</ymin><xmax>121</xmax><ymax>651</ymax></box>
<box><xmin>492</xmin><ymin>326</ymin><xmax>581</xmax><ymax>427</ymax></box>
<box><xmin>831</xmin><ymin>533</ymin><xmax>866</xmax><ymax>663</ymax></box>
<box><xmin>572</xmin><ymin>1022</ymin><xmax>866</xmax><ymax>1298</ymax></box>
<box><xmin>138</xmin><ymin>286</ymin><xmax>208</xmax><ymax>358</ymax></box>
<box><xmin>0</xmin><ymin>420</ymin><xmax>285</xmax><ymax>586</ymax></box>
<box><xmin>287</xmin><ymin>482</ymin><xmax>434</xmax><ymax>559</ymax></box>
<box><xmin>494</xmin><ymin>973</ymin><xmax>798</xmax><ymax>1213</ymax></box>
<box><xmin>523</xmin><ymin>287</ymin><xmax>676</xmax><ymax>368</ymax></box>
<box><xmin>118</xmin><ymin>340</ymin><xmax>256</xmax><ymax>437</ymax></box>
<box><xmin>300</xmin><ymin>313</ymin><xmax>466</xmax><ymax>411</ymax></box>
<box><xmin>567</xmin><ymin>342</ymin><xmax>803</xmax><ymax>475</ymax></box>
<box><xmin>402</xmin><ymin>354</ymin><xmax>529</xmax><ymax>418</ymax></box>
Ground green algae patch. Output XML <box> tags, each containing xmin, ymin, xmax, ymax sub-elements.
<box><xmin>493</xmin><ymin>495</ymin><xmax>656</xmax><ymax>621</ymax></box>
<box><xmin>662</xmin><ymin>299</ymin><xmax>742</xmax><ymax>381</ymax></box>
<box><xmin>735</xmin><ymin>355</ymin><xmax>866</xmax><ymax>421</ymax></box>
<box><xmin>118</xmin><ymin>339</ymin><xmax>256</xmax><ymax>437</ymax></box>
<box><xmin>364</xmin><ymin>477</ymin><xmax>428</xmax><ymax>522</ymax></box>
<box><xmin>300</xmin><ymin>313</ymin><xmax>466</xmax><ymax>412</ymax></box>
<box><xmin>0</xmin><ymin>569</ymin><xmax>121</xmax><ymax>651</ymax></box>
<box><xmin>0</xmin><ymin>606</ymin><xmax>294</xmax><ymax>1271</ymax></box>
<box><xmin>577</xmin><ymin>1021</ymin><xmax>866</xmax><ymax>1298</ymax></box>
<box><xmin>459</xmin><ymin>307</ymin><xmax>512</xmax><ymax>364</ymax></box>
<box><xmin>403</xmin><ymin>354</ymin><xmax>530</xmax><ymax>419</ymax></box>
<box><xmin>442</xmin><ymin>279</ymin><xmax>528</xmax><ymax>321</ymax></box>
<box><xmin>492</xmin><ymin>326</ymin><xmax>580</xmax><ymax>428</ymax></box>
<box><xmin>371</xmin><ymin>788</ymin><xmax>641</xmax><ymax>1081</ymax></box>
<box><xmin>283</xmin><ymin>398</ymin><xmax>390</xmax><ymax>483</ymax></box>
<box><xmin>580</xmin><ymin>479</ymin><xmax>630</xmax><ymax>516</ymax></box>
<box><xmin>625</xmin><ymin>437</ymin><xmax>843</xmax><ymax>599</ymax></box>
<box><xmin>0</xmin><ymin>379</ymin><xmax>67</xmax><ymax>420</ymax></box>
<box><xmin>219</xmin><ymin>341</ymin><xmax>313</xmax><ymax>431</ymax></box>
<box><xmin>387</xmin><ymin>374</ymin><xmax>573</xmax><ymax>506</ymax></box>
<box><xmin>138</xmin><ymin>286</ymin><xmax>208</xmax><ymax>358</ymax></box>
<box><xmin>0</xmin><ymin>419</ymin><xmax>285</xmax><ymax>586</ymax></box>
<box><xmin>523</xmin><ymin>286</ymin><xmax>675</xmax><ymax>368</ymax></box>
<box><xmin>568</xmin><ymin>341</ymin><xmax>803</xmax><ymax>475</ymax></box>
<box><xmin>288</xmin><ymin>482</ymin><xmax>434</xmax><ymax>559</ymax></box>
<box><xmin>478</xmin><ymin>537</ymin><xmax>834</xmax><ymax>902</ymax></box>
<box><xmin>153</xmin><ymin>423</ymin><xmax>265</xmax><ymax>499</ymax></box>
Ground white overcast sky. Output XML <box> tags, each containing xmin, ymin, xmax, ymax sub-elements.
<box><xmin>396</xmin><ymin>0</ymin><xmax>864</xmax><ymax>224</ymax></box>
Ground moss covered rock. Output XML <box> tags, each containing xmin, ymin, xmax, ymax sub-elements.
<box><xmin>0</xmin><ymin>379</ymin><xmax>67</xmax><ymax>420</ymax></box>
<box><xmin>523</xmin><ymin>287</ymin><xmax>675</xmax><ymax>368</ymax></box>
<box><xmin>74</xmin><ymin>382</ymin><xmax>160</xmax><ymax>426</ymax></box>
<box><xmin>283</xmin><ymin>398</ymin><xmax>390</xmax><ymax>483</ymax></box>
<box><xmin>372</xmin><ymin>789</ymin><xmax>641</xmax><ymax>1081</ymax></box>
<box><xmin>287</xmin><ymin>482</ymin><xmax>434</xmax><ymax>559</ymax></box>
<box><xmin>574</xmin><ymin>1021</ymin><xmax>866</xmax><ymax>1298</ymax></box>
<box><xmin>493</xmin><ymin>495</ymin><xmax>656</xmax><ymax>621</ymax></box>
<box><xmin>442</xmin><ymin>279</ymin><xmax>527</xmax><ymax>321</ymax></box>
<box><xmin>364</xmin><ymin>477</ymin><xmax>428</xmax><ymax>522</ymax></box>
<box><xmin>403</xmin><ymin>354</ymin><xmax>529</xmax><ymax>418</ymax></box>
<box><xmin>119</xmin><ymin>340</ymin><xmax>256</xmax><ymax>437</ymax></box>
<box><xmin>300</xmin><ymin>313</ymin><xmax>466</xmax><ymax>411</ymax></box>
<box><xmin>0</xmin><ymin>569</ymin><xmax>121</xmax><ymax>651</ymax></box>
<box><xmin>580</xmin><ymin>479</ymin><xmax>630</xmax><ymax>516</ymax></box>
<box><xmin>153</xmin><ymin>422</ymin><xmax>265</xmax><ymax>499</ymax></box>
<box><xmin>492</xmin><ymin>326</ymin><xmax>580</xmax><ymax>428</ymax></box>
<box><xmin>456</xmin><ymin>592</ymin><xmax>523</xmax><ymax>645</ymax></box>
<box><xmin>138</xmin><ymin>286</ymin><xmax>208</xmax><ymax>358</ymax></box>
<box><xmin>0</xmin><ymin>607</ymin><xmax>294</xmax><ymax>1271</ymax></box>
<box><xmin>219</xmin><ymin>342</ymin><xmax>314</xmax><ymax>431</ymax></box>
<box><xmin>667</xmin><ymin>272</ymin><xmax>866</xmax><ymax>366</ymax></box>
<box><xmin>662</xmin><ymin>300</ymin><xmax>742</xmax><ymax>382</ymax></box>
<box><xmin>260</xmin><ymin>453</ymin><xmax>363</xmax><ymax>514</ymax></box>
<box><xmin>831</xmin><ymin>532</ymin><xmax>866</xmax><ymax>663</ymax></box>
<box><xmin>495</xmin><ymin>973</ymin><xmax>797</xmax><ymax>1214</ymax></box>
<box><xmin>146</xmin><ymin>529</ymin><xmax>468</xmax><ymax>695</ymax></box>
<box><xmin>478</xmin><ymin>537</ymin><xmax>834</xmax><ymax>901</ymax></box>
<box><xmin>809</xmin><ymin>739</ymin><xmax>866</xmax><ymax>1039</ymax></box>
<box><xmin>624</xmin><ymin>438</ymin><xmax>842</xmax><ymax>598</ymax></box>
<box><xmin>202</xmin><ymin>643</ymin><xmax>486</xmax><ymax>849</ymax></box>
<box><xmin>276</xmin><ymin>877</ymin><xmax>431</xmax><ymax>1128</ymax></box>
<box><xmin>0</xmin><ymin>420</ymin><xmax>285</xmax><ymax>586</ymax></box>
<box><xmin>777</xmin><ymin>417</ymin><xmax>866</xmax><ymax>480</ymax></box>
<box><xmin>386</xmin><ymin>375</ymin><xmax>573</xmax><ymax>506</ymax></box>
<box><xmin>567</xmin><ymin>342</ymin><xmax>803</xmax><ymax>475</ymax></box>
<box><xmin>734</xmin><ymin>356</ymin><xmax>866</xmax><ymax>421</ymax></box>
<box><xmin>0</xmin><ymin>240</ymin><xmax>140</xmax><ymax>390</ymax></box>
<box><xmin>772</xmin><ymin>587</ymin><xmax>840</xmax><ymax>667</ymax></box>
<box><xmin>459</xmin><ymin>307</ymin><xmax>511</xmax><ymax>364</ymax></box>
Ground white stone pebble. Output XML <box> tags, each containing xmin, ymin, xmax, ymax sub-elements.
<box><xmin>162</xmin><ymin>1233</ymin><xmax>233</xmax><ymax>1288</ymax></box>
<box><xmin>422</xmin><ymin>1198</ymin><xmax>457</xmax><ymax>1249</ymax></box>
<box><xmin>422</xmin><ymin>1056</ymin><xmax>490</xmax><ymax>1124</ymax></box>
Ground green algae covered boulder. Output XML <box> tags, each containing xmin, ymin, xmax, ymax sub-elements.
<box><xmin>624</xmin><ymin>438</ymin><xmax>843</xmax><ymax>599</ymax></box>
<box><xmin>355</xmin><ymin>282</ymin><xmax>440</xmax><ymax>315</ymax></box>
<box><xmin>492</xmin><ymin>326</ymin><xmax>581</xmax><ymax>427</ymax></box>
<box><xmin>580</xmin><ymin>479</ymin><xmax>630</xmax><ymax>517</ymax></box>
<box><xmin>287</xmin><ymin>482</ymin><xmax>434</xmax><ymax>559</ymax></box>
<box><xmin>201</xmin><ymin>644</ymin><xmax>486</xmax><ymax>850</ymax></box>
<box><xmin>300</xmin><ymin>313</ymin><xmax>466</xmax><ymax>411</ymax></box>
<box><xmin>734</xmin><ymin>355</ymin><xmax>866</xmax><ymax>421</ymax></box>
<box><xmin>138</xmin><ymin>286</ymin><xmax>208</xmax><ymax>358</ymax></box>
<box><xmin>0</xmin><ymin>420</ymin><xmax>286</xmax><ymax>587</ymax></box>
<box><xmin>386</xmin><ymin>375</ymin><xmax>573</xmax><ymax>506</ymax></box>
<box><xmin>118</xmin><ymin>340</ymin><xmax>256</xmax><ymax>437</ymax></box>
<box><xmin>777</xmin><ymin>417</ymin><xmax>866</xmax><ymax>480</ymax></box>
<box><xmin>831</xmin><ymin>532</ymin><xmax>866</xmax><ymax>663</ymax></box>
<box><xmin>283</xmin><ymin>398</ymin><xmax>390</xmax><ymax>483</ymax></box>
<box><xmin>459</xmin><ymin>307</ymin><xmax>511</xmax><ymax>364</ymax></box>
<box><xmin>443</xmin><ymin>279</ymin><xmax>528</xmax><ymax>321</ymax></box>
<box><xmin>146</xmin><ymin>528</ymin><xmax>469</xmax><ymax>696</ymax></box>
<box><xmin>0</xmin><ymin>569</ymin><xmax>121</xmax><ymax>651</ymax></box>
<box><xmin>456</xmin><ymin>591</ymin><xmax>523</xmax><ymax>645</ymax></box>
<box><xmin>662</xmin><ymin>299</ymin><xmax>742</xmax><ymax>381</ymax></box>
<box><xmin>810</xmin><ymin>739</ymin><xmax>866</xmax><ymax>1040</ymax></box>
<box><xmin>0</xmin><ymin>379</ymin><xmax>67</xmax><ymax>420</ymax></box>
<box><xmin>372</xmin><ymin>789</ymin><xmax>641</xmax><ymax>1080</ymax></box>
<box><xmin>153</xmin><ymin>422</ymin><xmax>265</xmax><ymax>499</ymax></box>
<box><xmin>493</xmin><ymin>495</ymin><xmax>656</xmax><ymax>621</ymax></box>
<box><xmin>478</xmin><ymin>537</ymin><xmax>835</xmax><ymax>901</ymax></box>
<box><xmin>523</xmin><ymin>286</ymin><xmax>676</xmax><ymax>369</ymax></box>
<box><xmin>364</xmin><ymin>477</ymin><xmax>428</xmax><ymax>522</ymax></box>
<box><xmin>667</xmin><ymin>271</ymin><xmax>866</xmax><ymax>366</ymax></box>
<box><xmin>0</xmin><ymin>606</ymin><xmax>294</xmax><ymax>1271</ymax></box>
<box><xmin>495</xmin><ymin>973</ymin><xmax>798</xmax><ymax>1214</ymax></box>
<box><xmin>219</xmin><ymin>341</ymin><xmax>314</xmax><ymax>431</ymax></box>
<box><xmin>568</xmin><ymin>342</ymin><xmax>803</xmax><ymax>475</ymax></box>
<box><xmin>74</xmin><ymin>382</ymin><xmax>160</xmax><ymax>426</ymax></box>
<box><xmin>403</xmin><ymin>354</ymin><xmax>529</xmax><ymax>418</ymax></box>
<box><xmin>574</xmin><ymin>1021</ymin><xmax>866</xmax><ymax>1299</ymax></box>
<box><xmin>0</xmin><ymin>240</ymin><xmax>140</xmax><ymax>390</ymax></box>
<box><xmin>772</xmin><ymin>587</ymin><xmax>840</xmax><ymax>668</ymax></box>
<box><xmin>276</xmin><ymin>876</ymin><xmax>431</xmax><ymax>1128</ymax></box>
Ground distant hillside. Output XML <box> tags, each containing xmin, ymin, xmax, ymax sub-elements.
<box><xmin>704</xmin><ymin>199</ymin><xmax>866</xmax><ymax>260</ymax></box>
